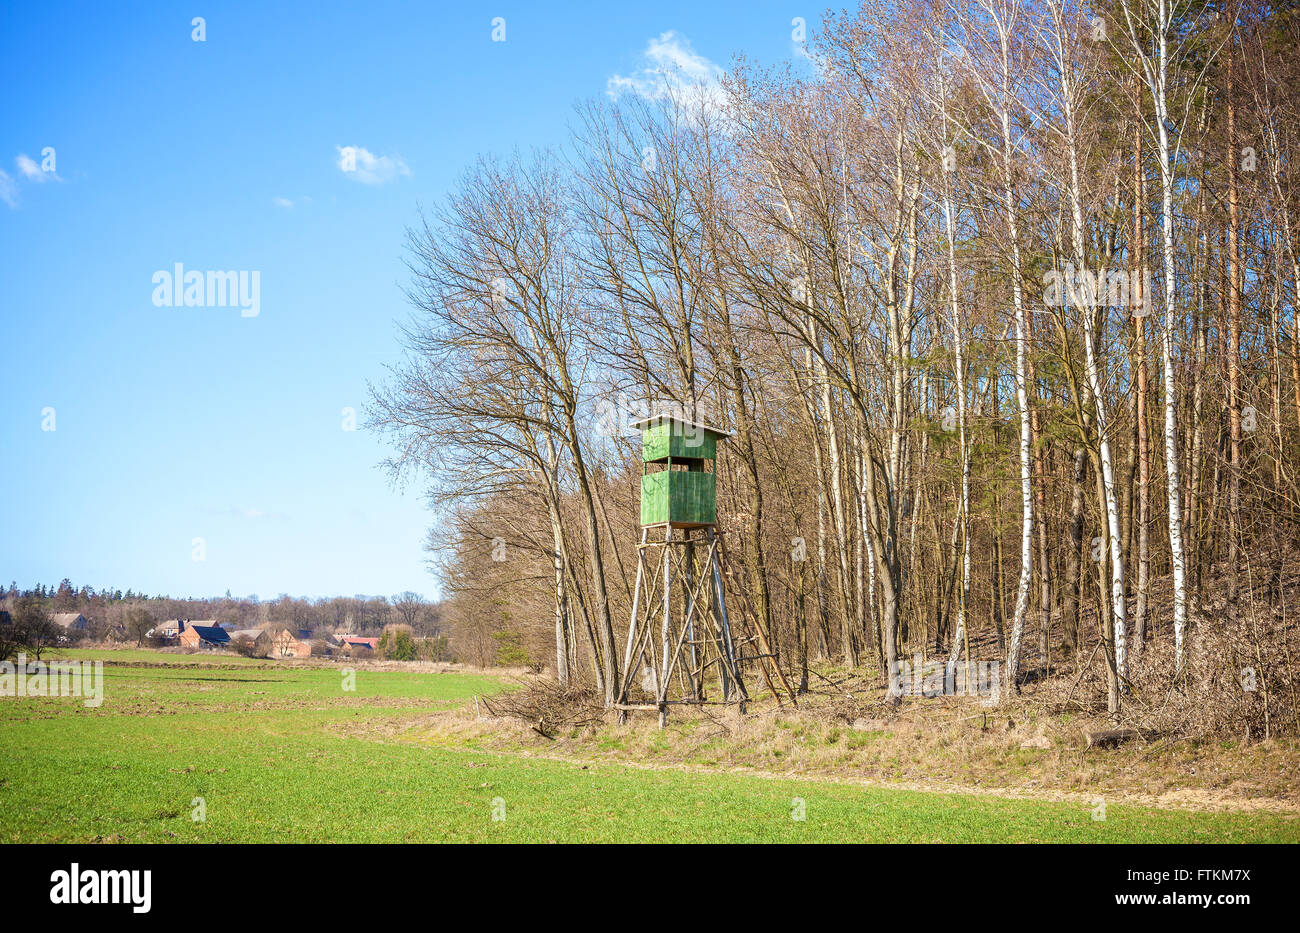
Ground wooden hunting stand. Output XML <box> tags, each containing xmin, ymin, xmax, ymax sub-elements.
<box><xmin>615</xmin><ymin>414</ymin><xmax>751</xmax><ymax>728</ymax></box>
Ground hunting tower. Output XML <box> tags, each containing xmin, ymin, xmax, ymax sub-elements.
<box><xmin>616</xmin><ymin>414</ymin><xmax>748</xmax><ymax>727</ymax></box>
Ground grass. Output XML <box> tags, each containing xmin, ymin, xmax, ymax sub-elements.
<box><xmin>461</xmin><ymin>679</ymin><xmax>1300</xmax><ymax>809</ymax></box>
<box><xmin>1</xmin><ymin>650</ymin><xmax>1296</xmax><ymax>843</ymax></box>
<box><xmin>51</xmin><ymin>647</ymin><xmax>274</xmax><ymax>666</ymax></box>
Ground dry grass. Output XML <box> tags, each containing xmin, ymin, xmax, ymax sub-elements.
<box><xmin>405</xmin><ymin>678</ymin><xmax>1300</xmax><ymax>813</ymax></box>
<box><xmin>377</xmin><ymin>560</ymin><xmax>1300</xmax><ymax>813</ymax></box>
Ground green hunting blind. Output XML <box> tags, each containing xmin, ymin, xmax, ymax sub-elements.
<box><xmin>617</xmin><ymin>414</ymin><xmax>795</xmax><ymax>728</ymax></box>
<box><xmin>635</xmin><ymin>415</ymin><xmax>728</xmax><ymax>527</ymax></box>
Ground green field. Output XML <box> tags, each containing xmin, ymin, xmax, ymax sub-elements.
<box><xmin>1</xmin><ymin>652</ymin><xmax>1295</xmax><ymax>843</ymax></box>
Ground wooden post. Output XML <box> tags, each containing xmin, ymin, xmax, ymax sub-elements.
<box><xmin>658</xmin><ymin>525</ymin><xmax>673</xmax><ymax>726</ymax></box>
<box><xmin>708</xmin><ymin>527</ymin><xmax>743</xmax><ymax>706</ymax></box>
<box><xmin>617</xmin><ymin>526</ymin><xmax>649</xmax><ymax>723</ymax></box>
<box><xmin>682</xmin><ymin>531</ymin><xmax>700</xmax><ymax>701</ymax></box>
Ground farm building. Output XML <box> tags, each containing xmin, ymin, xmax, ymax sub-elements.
<box><xmin>262</xmin><ymin>627</ymin><xmax>311</xmax><ymax>659</ymax></box>
<box><xmin>152</xmin><ymin>619</ymin><xmax>183</xmax><ymax>638</ymax></box>
<box><xmin>177</xmin><ymin>622</ymin><xmax>230</xmax><ymax>649</ymax></box>
<box><xmin>51</xmin><ymin>612</ymin><xmax>89</xmax><ymax>632</ymax></box>
<box><xmin>225</xmin><ymin>627</ymin><xmax>311</xmax><ymax>658</ymax></box>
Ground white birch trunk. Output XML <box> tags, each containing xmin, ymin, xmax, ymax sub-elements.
<box><xmin>936</xmin><ymin>69</ymin><xmax>972</xmax><ymax>688</ymax></box>
<box><xmin>1119</xmin><ymin>0</ymin><xmax>1188</xmax><ymax>672</ymax></box>
<box><xmin>1052</xmin><ymin>1</ymin><xmax>1127</xmax><ymax>683</ymax></box>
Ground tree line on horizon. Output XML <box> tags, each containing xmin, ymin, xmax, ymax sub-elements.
<box><xmin>0</xmin><ymin>580</ymin><xmax>446</xmax><ymax>657</ymax></box>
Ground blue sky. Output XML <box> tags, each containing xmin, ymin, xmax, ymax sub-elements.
<box><xmin>0</xmin><ymin>1</ymin><xmax>805</xmax><ymax>600</ymax></box>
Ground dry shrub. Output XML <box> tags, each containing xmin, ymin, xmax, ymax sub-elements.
<box><xmin>231</xmin><ymin>634</ymin><xmax>263</xmax><ymax>658</ymax></box>
<box><xmin>482</xmin><ymin>679</ymin><xmax>605</xmax><ymax>734</ymax></box>
<box><xmin>809</xmin><ymin>673</ymin><xmax>896</xmax><ymax>725</ymax></box>
<box><xmin>1134</xmin><ymin>604</ymin><xmax>1296</xmax><ymax>740</ymax></box>
<box><xmin>1041</xmin><ymin>592</ymin><xmax>1299</xmax><ymax>741</ymax></box>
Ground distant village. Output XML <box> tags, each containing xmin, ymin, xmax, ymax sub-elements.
<box><xmin>149</xmin><ymin>619</ymin><xmax>381</xmax><ymax>659</ymax></box>
<box><xmin>37</xmin><ymin>613</ymin><xmax>386</xmax><ymax>659</ymax></box>
<box><xmin>0</xmin><ymin>583</ymin><xmax>449</xmax><ymax>663</ymax></box>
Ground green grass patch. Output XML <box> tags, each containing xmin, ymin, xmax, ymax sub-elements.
<box><xmin>1</xmin><ymin>656</ymin><xmax>1295</xmax><ymax>843</ymax></box>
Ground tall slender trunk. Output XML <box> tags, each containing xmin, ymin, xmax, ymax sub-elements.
<box><xmin>1225</xmin><ymin>43</ymin><xmax>1244</xmax><ymax>602</ymax></box>
<box><xmin>1062</xmin><ymin>82</ymin><xmax>1127</xmax><ymax>695</ymax></box>
<box><xmin>1133</xmin><ymin>110</ymin><xmax>1152</xmax><ymax>655</ymax></box>
<box><xmin>821</xmin><ymin>366</ymin><xmax>857</xmax><ymax>667</ymax></box>
<box><xmin>543</xmin><ymin>470</ymin><xmax>571</xmax><ymax>686</ymax></box>
<box><xmin>1152</xmin><ymin>0</ymin><xmax>1190</xmax><ymax>669</ymax></box>
<box><xmin>1029</xmin><ymin>359</ymin><xmax>1052</xmax><ymax>669</ymax></box>
<box><xmin>565</xmin><ymin>412</ymin><xmax>618</xmax><ymax>705</ymax></box>
<box><xmin>1064</xmin><ymin>447</ymin><xmax>1087</xmax><ymax>654</ymax></box>
<box><xmin>718</xmin><ymin>297</ymin><xmax>778</xmax><ymax>677</ymax></box>
<box><xmin>995</xmin><ymin>38</ymin><xmax>1035</xmax><ymax>689</ymax></box>
<box><xmin>938</xmin><ymin>71</ymin><xmax>973</xmax><ymax>686</ymax></box>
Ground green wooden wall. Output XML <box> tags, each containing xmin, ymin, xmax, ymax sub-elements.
<box><xmin>640</xmin><ymin>470</ymin><xmax>716</xmax><ymax>525</ymax></box>
<box><xmin>640</xmin><ymin>421</ymin><xmax>717</xmax><ymax>462</ymax></box>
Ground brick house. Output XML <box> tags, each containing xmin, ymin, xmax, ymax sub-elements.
<box><xmin>177</xmin><ymin>621</ymin><xmax>230</xmax><ymax>649</ymax></box>
<box><xmin>261</xmin><ymin>627</ymin><xmax>311</xmax><ymax>659</ymax></box>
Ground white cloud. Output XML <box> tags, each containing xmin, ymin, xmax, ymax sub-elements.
<box><xmin>336</xmin><ymin>145</ymin><xmax>411</xmax><ymax>185</ymax></box>
<box><xmin>607</xmin><ymin>31</ymin><xmax>725</xmax><ymax>109</ymax></box>
<box><xmin>15</xmin><ymin>153</ymin><xmax>59</xmax><ymax>182</ymax></box>
<box><xmin>273</xmin><ymin>196</ymin><xmax>294</xmax><ymax>208</ymax></box>
<box><xmin>2</xmin><ymin>153</ymin><xmax>62</xmax><ymax>208</ymax></box>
